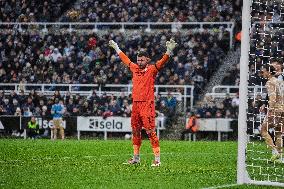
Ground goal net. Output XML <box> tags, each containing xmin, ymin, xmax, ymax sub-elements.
<box><xmin>238</xmin><ymin>0</ymin><xmax>284</xmax><ymax>187</ymax></box>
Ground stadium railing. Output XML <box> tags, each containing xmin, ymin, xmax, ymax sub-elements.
<box><xmin>0</xmin><ymin>83</ymin><xmax>194</xmax><ymax>112</ymax></box>
<box><xmin>205</xmin><ymin>85</ymin><xmax>266</xmax><ymax>99</ymax></box>
<box><xmin>184</xmin><ymin>118</ymin><xmax>236</xmax><ymax>141</ymax></box>
<box><xmin>0</xmin><ymin>21</ymin><xmax>235</xmax><ymax>49</ymax></box>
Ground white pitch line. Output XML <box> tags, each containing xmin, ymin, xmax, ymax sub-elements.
<box><xmin>0</xmin><ymin>151</ymin><xmax>235</xmax><ymax>163</ymax></box>
<box><xmin>202</xmin><ymin>183</ymin><xmax>239</xmax><ymax>189</ymax></box>
<box><xmin>100</xmin><ymin>151</ymin><xmax>235</xmax><ymax>157</ymax></box>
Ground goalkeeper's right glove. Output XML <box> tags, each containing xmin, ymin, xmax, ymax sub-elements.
<box><xmin>166</xmin><ymin>39</ymin><xmax>178</xmax><ymax>55</ymax></box>
<box><xmin>109</xmin><ymin>40</ymin><xmax>121</xmax><ymax>53</ymax></box>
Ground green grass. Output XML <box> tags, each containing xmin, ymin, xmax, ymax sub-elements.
<box><xmin>0</xmin><ymin>139</ymin><xmax>282</xmax><ymax>189</ymax></box>
<box><xmin>246</xmin><ymin>141</ymin><xmax>284</xmax><ymax>183</ymax></box>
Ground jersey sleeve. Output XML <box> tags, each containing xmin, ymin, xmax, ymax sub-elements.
<box><xmin>153</xmin><ymin>54</ymin><xmax>170</xmax><ymax>74</ymax></box>
<box><xmin>118</xmin><ymin>52</ymin><xmax>138</xmax><ymax>72</ymax></box>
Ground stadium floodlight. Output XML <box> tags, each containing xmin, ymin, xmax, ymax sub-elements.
<box><xmin>238</xmin><ymin>0</ymin><xmax>284</xmax><ymax>187</ymax></box>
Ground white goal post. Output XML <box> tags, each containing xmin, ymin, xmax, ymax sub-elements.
<box><xmin>238</xmin><ymin>0</ymin><xmax>284</xmax><ymax>187</ymax></box>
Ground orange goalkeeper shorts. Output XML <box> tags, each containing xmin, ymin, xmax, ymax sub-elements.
<box><xmin>131</xmin><ymin>101</ymin><xmax>155</xmax><ymax>131</ymax></box>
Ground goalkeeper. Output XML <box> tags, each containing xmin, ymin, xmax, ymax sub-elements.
<box><xmin>260</xmin><ymin>65</ymin><xmax>284</xmax><ymax>162</ymax></box>
<box><xmin>109</xmin><ymin>39</ymin><xmax>177</xmax><ymax>167</ymax></box>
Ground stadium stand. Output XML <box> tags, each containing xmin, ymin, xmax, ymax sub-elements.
<box><xmin>0</xmin><ymin>0</ymin><xmax>242</xmax><ymax>120</ymax></box>
<box><xmin>0</xmin><ymin>0</ymin><xmax>76</xmax><ymax>22</ymax></box>
<box><xmin>61</xmin><ymin>0</ymin><xmax>242</xmax><ymax>22</ymax></box>
<box><xmin>0</xmin><ymin>29</ymin><xmax>229</xmax><ymax>94</ymax></box>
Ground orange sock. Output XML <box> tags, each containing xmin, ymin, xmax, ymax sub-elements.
<box><xmin>133</xmin><ymin>145</ymin><xmax>140</xmax><ymax>156</ymax></box>
<box><xmin>153</xmin><ymin>147</ymin><xmax>160</xmax><ymax>157</ymax></box>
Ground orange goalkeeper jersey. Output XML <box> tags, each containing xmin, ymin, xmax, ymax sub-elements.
<box><xmin>118</xmin><ymin>52</ymin><xmax>169</xmax><ymax>101</ymax></box>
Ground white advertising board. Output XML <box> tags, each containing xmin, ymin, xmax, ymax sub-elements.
<box><xmin>77</xmin><ymin>116</ymin><xmax>165</xmax><ymax>132</ymax></box>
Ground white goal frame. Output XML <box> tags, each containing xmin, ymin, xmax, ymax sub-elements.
<box><xmin>237</xmin><ymin>0</ymin><xmax>284</xmax><ymax>187</ymax></box>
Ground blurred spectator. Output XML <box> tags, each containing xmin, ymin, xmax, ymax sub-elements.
<box><xmin>156</xmin><ymin>101</ymin><xmax>171</xmax><ymax>117</ymax></box>
<box><xmin>231</xmin><ymin>93</ymin><xmax>239</xmax><ymax>107</ymax></box>
<box><xmin>2</xmin><ymin>98</ymin><xmax>12</xmax><ymax>115</ymax></box>
<box><xmin>14</xmin><ymin>107</ymin><xmax>22</xmax><ymax>116</ymax></box>
<box><xmin>11</xmin><ymin>107</ymin><xmax>22</xmax><ymax>137</ymax></box>
<box><xmin>80</xmin><ymin>101</ymin><xmax>92</xmax><ymax>116</ymax></box>
<box><xmin>165</xmin><ymin>92</ymin><xmax>177</xmax><ymax>113</ymax></box>
<box><xmin>27</xmin><ymin>116</ymin><xmax>39</xmax><ymax>139</ymax></box>
<box><xmin>23</xmin><ymin>107</ymin><xmax>32</xmax><ymax>117</ymax></box>
<box><xmin>71</xmin><ymin>107</ymin><xmax>80</xmax><ymax>116</ymax></box>
<box><xmin>119</xmin><ymin>99</ymin><xmax>131</xmax><ymax>117</ymax></box>
<box><xmin>181</xmin><ymin>111</ymin><xmax>199</xmax><ymax>140</ymax></box>
<box><xmin>223</xmin><ymin>94</ymin><xmax>232</xmax><ymax>110</ymax></box>
<box><xmin>41</xmin><ymin>105</ymin><xmax>50</xmax><ymax>117</ymax></box>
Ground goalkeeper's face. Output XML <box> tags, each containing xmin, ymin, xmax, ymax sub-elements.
<box><xmin>137</xmin><ymin>56</ymin><xmax>150</xmax><ymax>69</ymax></box>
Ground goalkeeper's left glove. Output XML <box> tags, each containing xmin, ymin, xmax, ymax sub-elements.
<box><xmin>166</xmin><ymin>39</ymin><xmax>178</xmax><ymax>55</ymax></box>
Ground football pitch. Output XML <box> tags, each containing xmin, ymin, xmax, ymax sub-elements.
<box><xmin>0</xmin><ymin>139</ymin><xmax>280</xmax><ymax>189</ymax></box>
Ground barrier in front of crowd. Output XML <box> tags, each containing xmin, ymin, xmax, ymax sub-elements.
<box><xmin>205</xmin><ymin>85</ymin><xmax>267</xmax><ymax>99</ymax></box>
<box><xmin>0</xmin><ymin>83</ymin><xmax>194</xmax><ymax>112</ymax></box>
<box><xmin>185</xmin><ymin>118</ymin><xmax>237</xmax><ymax>141</ymax></box>
<box><xmin>0</xmin><ymin>22</ymin><xmax>235</xmax><ymax>49</ymax></box>
<box><xmin>0</xmin><ymin>115</ymin><xmax>166</xmax><ymax>140</ymax></box>
<box><xmin>77</xmin><ymin>116</ymin><xmax>166</xmax><ymax>140</ymax></box>
<box><xmin>0</xmin><ymin>115</ymin><xmax>239</xmax><ymax>141</ymax></box>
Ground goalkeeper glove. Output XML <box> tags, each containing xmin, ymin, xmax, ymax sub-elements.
<box><xmin>166</xmin><ymin>39</ymin><xmax>177</xmax><ymax>55</ymax></box>
<box><xmin>109</xmin><ymin>40</ymin><xmax>121</xmax><ymax>53</ymax></box>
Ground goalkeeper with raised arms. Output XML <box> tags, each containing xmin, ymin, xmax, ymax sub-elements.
<box><xmin>109</xmin><ymin>39</ymin><xmax>177</xmax><ymax>167</ymax></box>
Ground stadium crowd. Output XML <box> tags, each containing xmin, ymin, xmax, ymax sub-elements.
<box><xmin>62</xmin><ymin>0</ymin><xmax>242</xmax><ymax>23</ymax></box>
<box><xmin>193</xmin><ymin>93</ymin><xmax>239</xmax><ymax>119</ymax></box>
<box><xmin>0</xmin><ymin>0</ymin><xmax>244</xmax><ymax>121</ymax></box>
<box><xmin>0</xmin><ymin>0</ymin><xmax>76</xmax><ymax>22</ymax></box>
<box><xmin>0</xmin><ymin>89</ymin><xmax>181</xmax><ymax>119</ymax></box>
<box><xmin>0</xmin><ymin>88</ymin><xmax>239</xmax><ymax>119</ymax></box>
<box><xmin>0</xmin><ymin>29</ymin><xmax>229</xmax><ymax>97</ymax></box>
<box><xmin>0</xmin><ymin>0</ymin><xmax>243</xmax><ymax>24</ymax></box>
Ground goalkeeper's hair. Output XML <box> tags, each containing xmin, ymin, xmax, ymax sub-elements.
<box><xmin>137</xmin><ymin>50</ymin><xmax>149</xmax><ymax>57</ymax></box>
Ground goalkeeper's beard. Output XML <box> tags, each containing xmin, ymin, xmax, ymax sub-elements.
<box><xmin>138</xmin><ymin>62</ymin><xmax>147</xmax><ymax>69</ymax></box>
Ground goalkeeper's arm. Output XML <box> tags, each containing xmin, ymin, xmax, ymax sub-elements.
<box><xmin>109</xmin><ymin>40</ymin><xmax>133</xmax><ymax>67</ymax></box>
<box><xmin>155</xmin><ymin>39</ymin><xmax>177</xmax><ymax>70</ymax></box>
